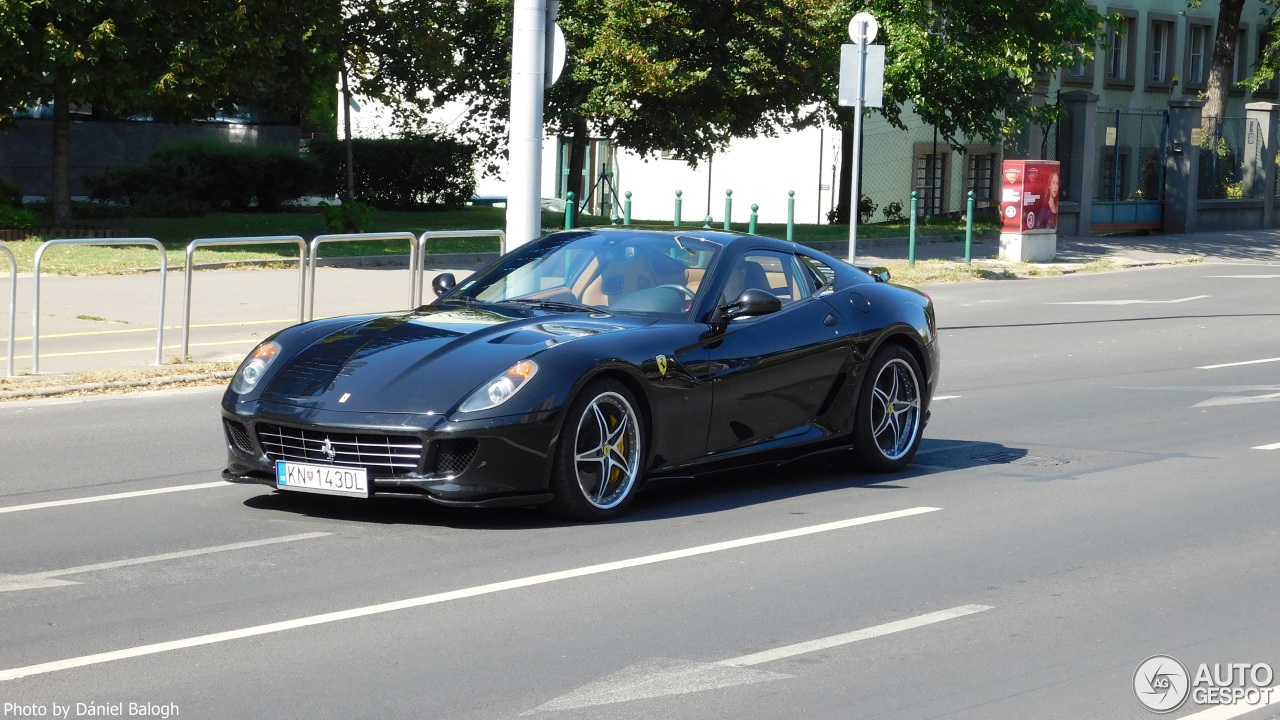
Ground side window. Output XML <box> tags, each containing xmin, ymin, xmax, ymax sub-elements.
<box><xmin>718</xmin><ymin>250</ymin><xmax>812</xmax><ymax>308</ymax></box>
<box><xmin>797</xmin><ymin>255</ymin><xmax>835</xmax><ymax>294</ymax></box>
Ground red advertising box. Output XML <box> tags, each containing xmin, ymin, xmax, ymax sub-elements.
<box><xmin>1000</xmin><ymin>160</ymin><xmax>1060</xmax><ymax>235</ymax></box>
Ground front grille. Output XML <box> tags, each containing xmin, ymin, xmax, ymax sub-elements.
<box><xmin>257</xmin><ymin>423</ymin><xmax>422</xmax><ymax>476</ymax></box>
<box><xmin>224</xmin><ymin>419</ymin><xmax>254</xmax><ymax>454</ymax></box>
<box><xmin>433</xmin><ymin>438</ymin><xmax>479</xmax><ymax>476</ymax></box>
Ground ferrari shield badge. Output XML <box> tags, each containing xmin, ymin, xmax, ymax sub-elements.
<box><xmin>656</xmin><ymin>354</ymin><xmax>669</xmax><ymax>377</ymax></box>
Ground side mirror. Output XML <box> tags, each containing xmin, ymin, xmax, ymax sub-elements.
<box><xmin>432</xmin><ymin>272</ymin><xmax>457</xmax><ymax>297</ymax></box>
<box><xmin>711</xmin><ymin>288</ymin><xmax>782</xmax><ymax>327</ymax></box>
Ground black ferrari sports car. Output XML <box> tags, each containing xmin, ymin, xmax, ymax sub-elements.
<box><xmin>221</xmin><ymin>227</ymin><xmax>939</xmax><ymax>520</ymax></box>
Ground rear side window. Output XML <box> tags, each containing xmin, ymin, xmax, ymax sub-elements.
<box><xmin>797</xmin><ymin>255</ymin><xmax>835</xmax><ymax>294</ymax></box>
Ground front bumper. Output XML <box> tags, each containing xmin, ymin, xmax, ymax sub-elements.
<box><xmin>221</xmin><ymin>399</ymin><xmax>561</xmax><ymax>507</ymax></box>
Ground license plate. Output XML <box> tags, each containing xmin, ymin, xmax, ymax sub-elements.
<box><xmin>276</xmin><ymin>461</ymin><xmax>369</xmax><ymax>498</ymax></box>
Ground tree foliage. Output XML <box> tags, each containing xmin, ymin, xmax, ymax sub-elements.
<box><xmin>863</xmin><ymin>0</ymin><xmax>1107</xmax><ymax>147</ymax></box>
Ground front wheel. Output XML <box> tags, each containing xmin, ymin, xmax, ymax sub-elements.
<box><xmin>543</xmin><ymin>380</ymin><xmax>644</xmax><ymax>520</ymax></box>
<box><xmin>845</xmin><ymin>344</ymin><xmax>925</xmax><ymax>472</ymax></box>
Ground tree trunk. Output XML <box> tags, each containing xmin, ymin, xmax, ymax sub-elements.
<box><xmin>1203</xmin><ymin>0</ymin><xmax>1246</xmax><ymax>132</ymax></box>
<box><xmin>835</xmin><ymin>122</ymin><xmax>853</xmax><ymax>224</ymax></box>
<box><xmin>565</xmin><ymin>117</ymin><xmax>588</xmax><ymax>223</ymax></box>
<box><xmin>51</xmin><ymin>72</ymin><xmax>72</xmax><ymax>228</ymax></box>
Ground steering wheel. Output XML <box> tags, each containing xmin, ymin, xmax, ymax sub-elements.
<box><xmin>655</xmin><ymin>284</ymin><xmax>696</xmax><ymax>311</ymax></box>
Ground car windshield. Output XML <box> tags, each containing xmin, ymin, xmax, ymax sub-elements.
<box><xmin>446</xmin><ymin>230</ymin><xmax>723</xmax><ymax>320</ymax></box>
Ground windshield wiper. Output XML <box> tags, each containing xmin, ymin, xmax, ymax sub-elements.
<box><xmin>498</xmin><ymin>298</ymin><xmax>607</xmax><ymax>314</ymax></box>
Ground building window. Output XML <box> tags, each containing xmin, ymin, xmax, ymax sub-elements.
<box><xmin>914</xmin><ymin>152</ymin><xmax>948</xmax><ymax>217</ymax></box>
<box><xmin>1149</xmin><ymin>21</ymin><xmax>1173</xmax><ymax>83</ymax></box>
<box><xmin>1067</xmin><ymin>44</ymin><xmax>1089</xmax><ymax>79</ymax></box>
<box><xmin>1258</xmin><ymin>31</ymin><xmax>1277</xmax><ymax>94</ymax></box>
<box><xmin>1107</xmin><ymin>16</ymin><xmax>1135</xmax><ymax>83</ymax></box>
<box><xmin>1188</xmin><ymin>24</ymin><xmax>1209</xmax><ymax>85</ymax></box>
<box><xmin>967</xmin><ymin>154</ymin><xmax>996</xmax><ymax>203</ymax></box>
<box><xmin>1235</xmin><ymin>29</ymin><xmax>1250</xmax><ymax>84</ymax></box>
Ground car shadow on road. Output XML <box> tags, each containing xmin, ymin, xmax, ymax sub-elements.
<box><xmin>239</xmin><ymin>438</ymin><xmax>1027</xmax><ymax>529</ymax></box>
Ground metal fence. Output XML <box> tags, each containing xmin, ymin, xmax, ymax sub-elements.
<box><xmin>0</xmin><ymin>242</ymin><xmax>14</xmax><ymax>376</ymax></box>
<box><xmin>1200</xmin><ymin>116</ymin><xmax>1254</xmax><ymax>200</ymax></box>
<box><xmin>1094</xmin><ymin>108</ymin><xmax>1168</xmax><ymax>202</ymax></box>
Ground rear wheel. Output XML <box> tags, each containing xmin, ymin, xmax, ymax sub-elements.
<box><xmin>844</xmin><ymin>344</ymin><xmax>924</xmax><ymax>472</ymax></box>
<box><xmin>544</xmin><ymin>380</ymin><xmax>644</xmax><ymax>520</ymax></box>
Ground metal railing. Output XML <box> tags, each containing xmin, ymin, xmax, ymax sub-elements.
<box><xmin>414</xmin><ymin>230</ymin><xmax>505</xmax><ymax>306</ymax></box>
<box><xmin>182</xmin><ymin>236</ymin><xmax>307</xmax><ymax>359</ymax></box>
<box><xmin>307</xmin><ymin>232</ymin><xmax>418</xmax><ymax>321</ymax></box>
<box><xmin>1</xmin><ymin>242</ymin><xmax>15</xmax><ymax>376</ymax></box>
<box><xmin>32</xmin><ymin>238</ymin><xmax>167</xmax><ymax>374</ymax></box>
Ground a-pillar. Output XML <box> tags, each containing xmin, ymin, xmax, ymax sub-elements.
<box><xmin>1245</xmin><ymin>102</ymin><xmax>1279</xmax><ymax>227</ymax></box>
<box><xmin>1164</xmin><ymin>98</ymin><xmax>1204</xmax><ymax>234</ymax></box>
<box><xmin>1058</xmin><ymin>90</ymin><xmax>1097</xmax><ymax>237</ymax></box>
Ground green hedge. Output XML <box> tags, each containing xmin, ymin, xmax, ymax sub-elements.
<box><xmin>309</xmin><ymin>135</ymin><xmax>477</xmax><ymax>210</ymax></box>
<box><xmin>0</xmin><ymin>177</ymin><xmax>22</xmax><ymax>208</ymax></box>
<box><xmin>86</xmin><ymin>141</ymin><xmax>320</xmax><ymax>216</ymax></box>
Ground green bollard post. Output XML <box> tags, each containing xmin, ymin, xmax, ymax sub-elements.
<box><xmin>786</xmin><ymin>190</ymin><xmax>795</xmax><ymax>242</ymax></box>
<box><xmin>624</xmin><ymin>191</ymin><xmax>632</xmax><ymax>226</ymax></box>
<box><xmin>724</xmin><ymin>189</ymin><xmax>733</xmax><ymax>231</ymax></box>
<box><xmin>564</xmin><ymin>191</ymin><xmax>575</xmax><ymax>230</ymax></box>
<box><xmin>674</xmin><ymin>190</ymin><xmax>683</xmax><ymax>227</ymax></box>
<box><xmin>749</xmin><ymin>204</ymin><xmax>759</xmax><ymax>234</ymax></box>
<box><xmin>909</xmin><ymin>190</ymin><xmax>918</xmax><ymax>269</ymax></box>
<box><xmin>965</xmin><ymin>190</ymin><xmax>975</xmax><ymax>266</ymax></box>
<box><xmin>703</xmin><ymin>215</ymin><xmax>713</xmax><ymax>229</ymax></box>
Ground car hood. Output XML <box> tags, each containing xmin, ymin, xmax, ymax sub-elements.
<box><xmin>259</xmin><ymin>304</ymin><xmax>652</xmax><ymax>414</ymax></box>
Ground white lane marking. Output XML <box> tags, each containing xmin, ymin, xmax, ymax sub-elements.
<box><xmin>1197</xmin><ymin>357</ymin><xmax>1280</xmax><ymax>370</ymax></box>
<box><xmin>1194</xmin><ymin>393</ymin><xmax>1280</xmax><ymax>408</ymax></box>
<box><xmin>932</xmin><ymin>395</ymin><xmax>961</xmax><ymax>401</ymax></box>
<box><xmin>1178</xmin><ymin>686</ymin><xmax>1280</xmax><ymax>720</ymax></box>
<box><xmin>1253</xmin><ymin>442</ymin><xmax>1280</xmax><ymax>450</ymax></box>
<box><xmin>0</xmin><ymin>533</ymin><xmax>330</xmax><ymax>593</ymax></box>
<box><xmin>0</xmin><ymin>482</ymin><xmax>234</xmax><ymax>515</ymax></box>
<box><xmin>1204</xmin><ymin>274</ymin><xmax>1280</xmax><ymax>279</ymax></box>
<box><xmin>1049</xmin><ymin>295</ymin><xmax>1210</xmax><ymax>306</ymax></box>
<box><xmin>0</xmin><ymin>507</ymin><xmax>941</xmax><ymax>682</ymax></box>
<box><xmin>721</xmin><ymin>604</ymin><xmax>992</xmax><ymax>667</ymax></box>
<box><xmin>523</xmin><ymin>659</ymin><xmax>792</xmax><ymax>714</ymax></box>
<box><xmin>525</xmin><ymin>604</ymin><xmax>991</xmax><ymax>714</ymax></box>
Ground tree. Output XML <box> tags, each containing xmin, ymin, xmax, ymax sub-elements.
<box><xmin>1197</xmin><ymin>0</ymin><xmax>1248</xmax><ymax>129</ymax></box>
<box><xmin>0</xmin><ymin>0</ymin><xmax>330</xmax><ymax>226</ymax></box>
<box><xmin>831</xmin><ymin>0</ymin><xmax>1108</xmax><ymax>222</ymax></box>
<box><xmin>544</xmin><ymin>1</ymin><xmax>842</xmax><ymax>217</ymax></box>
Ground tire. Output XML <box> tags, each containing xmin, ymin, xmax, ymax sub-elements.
<box><xmin>845</xmin><ymin>344</ymin><xmax>925</xmax><ymax>473</ymax></box>
<box><xmin>543</xmin><ymin>380</ymin><xmax>645</xmax><ymax>521</ymax></box>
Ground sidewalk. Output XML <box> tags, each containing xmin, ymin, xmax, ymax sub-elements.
<box><xmin>2</xmin><ymin>227</ymin><xmax>1279</xmax><ymax>381</ymax></box>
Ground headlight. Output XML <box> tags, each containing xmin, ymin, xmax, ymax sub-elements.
<box><xmin>458</xmin><ymin>360</ymin><xmax>538</xmax><ymax>412</ymax></box>
<box><xmin>231</xmin><ymin>341</ymin><xmax>281</xmax><ymax>394</ymax></box>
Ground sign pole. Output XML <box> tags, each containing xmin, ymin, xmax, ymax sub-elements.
<box><xmin>505</xmin><ymin>0</ymin><xmax>549</xmax><ymax>251</ymax></box>
<box><xmin>848</xmin><ymin>21</ymin><xmax>868</xmax><ymax>264</ymax></box>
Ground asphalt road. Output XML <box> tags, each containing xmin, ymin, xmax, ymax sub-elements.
<box><xmin>1</xmin><ymin>262</ymin><xmax>1278</xmax><ymax>720</ymax></box>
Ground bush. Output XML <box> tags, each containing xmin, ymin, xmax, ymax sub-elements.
<box><xmin>86</xmin><ymin>141</ymin><xmax>320</xmax><ymax>215</ymax></box>
<box><xmin>858</xmin><ymin>194</ymin><xmax>878</xmax><ymax>223</ymax></box>
<box><xmin>882</xmin><ymin>200</ymin><xmax>905</xmax><ymax>223</ymax></box>
<box><xmin>320</xmin><ymin>200</ymin><xmax>375</xmax><ymax>233</ymax></box>
<box><xmin>309</xmin><ymin>135</ymin><xmax>477</xmax><ymax>210</ymax></box>
<box><xmin>0</xmin><ymin>178</ymin><xmax>22</xmax><ymax>208</ymax></box>
<box><xmin>0</xmin><ymin>205</ymin><xmax>36</xmax><ymax>229</ymax></box>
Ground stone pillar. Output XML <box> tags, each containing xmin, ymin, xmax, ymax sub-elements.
<box><xmin>1245</xmin><ymin>102</ymin><xmax>1279</xmax><ymax>226</ymax></box>
<box><xmin>1165</xmin><ymin>99</ymin><xmax>1204</xmax><ymax>234</ymax></box>
<box><xmin>1059</xmin><ymin>90</ymin><xmax>1098</xmax><ymax>237</ymax></box>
